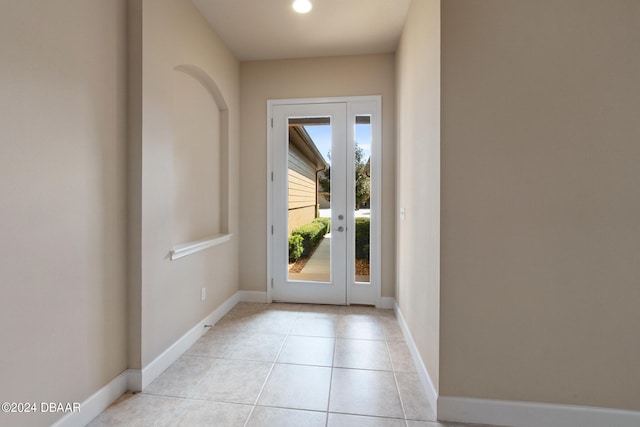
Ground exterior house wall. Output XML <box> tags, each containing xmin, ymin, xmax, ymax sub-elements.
<box><xmin>288</xmin><ymin>207</ymin><xmax>316</xmax><ymax>235</ymax></box>
<box><xmin>288</xmin><ymin>144</ymin><xmax>318</xmax><ymax>233</ymax></box>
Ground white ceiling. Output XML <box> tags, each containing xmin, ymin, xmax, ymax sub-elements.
<box><xmin>191</xmin><ymin>0</ymin><xmax>411</xmax><ymax>61</ymax></box>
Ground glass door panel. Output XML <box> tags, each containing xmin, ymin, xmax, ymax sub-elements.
<box><xmin>270</xmin><ymin>97</ymin><xmax>380</xmax><ymax>306</ymax></box>
<box><xmin>354</xmin><ymin>115</ymin><xmax>371</xmax><ymax>284</ymax></box>
<box><xmin>272</xmin><ymin>102</ymin><xmax>347</xmax><ymax>305</ymax></box>
<box><xmin>287</xmin><ymin>118</ymin><xmax>332</xmax><ymax>283</ymax></box>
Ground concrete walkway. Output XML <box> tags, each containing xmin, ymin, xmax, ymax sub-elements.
<box><xmin>289</xmin><ymin>232</ymin><xmax>370</xmax><ymax>283</ymax></box>
<box><xmin>300</xmin><ymin>233</ymin><xmax>331</xmax><ymax>274</ymax></box>
<box><xmin>289</xmin><ymin>234</ymin><xmax>331</xmax><ymax>282</ymax></box>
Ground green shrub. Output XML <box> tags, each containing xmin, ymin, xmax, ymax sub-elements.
<box><xmin>312</xmin><ymin>217</ymin><xmax>331</xmax><ymax>234</ymax></box>
<box><xmin>291</xmin><ymin>220</ymin><xmax>327</xmax><ymax>257</ymax></box>
<box><xmin>355</xmin><ymin>217</ymin><xmax>370</xmax><ymax>260</ymax></box>
<box><xmin>288</xmin><ymin>234</ymin><xmax>304</xmax><ymax>262</ymax></box>
<box><xmin>290</xmin><ymin>217</ymin><xmax>368</xmax><ymax>261</ymax></box>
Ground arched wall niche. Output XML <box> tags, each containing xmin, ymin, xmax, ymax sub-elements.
<box><xmin>170</xmin><ymin>64</ymin><xmax>231</xmax><ymax>260</ymax></box>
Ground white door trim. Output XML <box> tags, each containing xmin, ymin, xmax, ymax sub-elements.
<box><xmin>266</xmin><ymin>96</ymin><xmax>382</xmax><ymax>305</ymax></box>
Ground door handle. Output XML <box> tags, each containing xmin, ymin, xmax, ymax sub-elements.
<box><xmin>334</xmin><ymin>226</ymin><xmax>345</xmax><ymax>232</ymax></box>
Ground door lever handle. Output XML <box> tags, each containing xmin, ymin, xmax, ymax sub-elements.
<box><xmin>334</xmin><ymin>226</ymin><xmax>345</xmax><ymax>232</ymax></box>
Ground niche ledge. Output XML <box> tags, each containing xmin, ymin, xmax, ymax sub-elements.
<box><xmin>170</xmin><ymin>233</ymin><xmax>232</xmax><ymax>260</ymax></box>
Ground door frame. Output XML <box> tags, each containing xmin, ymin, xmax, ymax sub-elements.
<box><xmin>266</xmin><ymin>96</ymin><xmax>382</xmax><ymax>306</ymax></box>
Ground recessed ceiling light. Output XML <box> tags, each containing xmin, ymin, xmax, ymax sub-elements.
<box><xmin>292</xmin><ymin>0</ymin><xmax>312</xmax><ymax>14</ymax></box>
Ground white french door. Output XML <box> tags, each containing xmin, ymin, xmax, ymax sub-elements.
<box><xmin>268</xmin><ymin>97</ymin><xmax>381</xmax><ymax>305</ymax></box>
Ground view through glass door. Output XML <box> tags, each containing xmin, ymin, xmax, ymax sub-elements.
<box><xmin>270</xmin><ymin>98</ymin><xmax>380</xmax><ymax>305</ymax></box>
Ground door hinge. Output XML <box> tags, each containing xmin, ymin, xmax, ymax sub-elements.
<box><xmin>271</xmin><ymin>278</ymin><xmax>274</xmax><ymax>288</ymax></box>
<box><xmin>271</xmin><ymin>225</ymin><xmax>274</xmax><ymax>235</ymax></box>
<box><xmin>271</xmin><ymin>118</ymin><xmax>273</xmax><ymax>128</ymax></box>
<box><xmin>271</xmin><ymin>171</ymin><xmax>274</xmax><ymax>181</ymax></box>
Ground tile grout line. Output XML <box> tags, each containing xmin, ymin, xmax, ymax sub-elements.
<box><xmin>115</xmin><ymin>304</ymin><xmax>420</xmax><ymax>426</ymax></box>
<box><xmin>385</xmin><ymin>323</ymin><xmax>411</xmax><ymax>427</ymax></box>
<box><xmin>144</xmin><ymin>307</ymin><xmax>256</xmax><ymax>424</ymax></box>
<box><xmin>242</xmin><ymin>310</ymin><xmax>297</xmax><ymax>427</ymax></box>
<box><xmin>183</xmin><ymin>330</ymin><xmax>235</xmax><ymax>400</ymax></box>
<box><xmin>220</xmin><ymin>305</ymin><xmax>266</xmax><ymax>425</ymax></box>
<box><xmin>324</xmin><ymin>315</ymin><xmax>338</xmax><ymax>427</ymax></box>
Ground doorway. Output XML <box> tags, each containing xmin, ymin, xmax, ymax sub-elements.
<box><xmin>268</xmin><ymin>97</ymin><xmax>381</xmax><ymax>305</ymax></box>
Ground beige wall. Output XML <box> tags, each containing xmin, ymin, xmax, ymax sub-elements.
<box><xmin>441</xmin><ymin>0</ymin><xmax>640</xmax><ymax>411</ymax></box>
<box><xmin>395</xmin><ymin>0</ymin><xmax>441</xmax><ymax>390</ymax></box>
<box><xmin>130</xmin><ymin>0</ymin><xmax>240</xmax><ymax>367</ymax></box>
<box><xmin>0</xmin><ymin>1</ymin><xmax>128</xmax><ymax>426</ymax></box>
<box><xmin>240</xmin><ymin>54</ymin><xmax>396</xmax><ymax>297</ymax></box>
<box><xmin>171</xmin><ymin>71</ymin><xmax>222</xmax><ymax>243</ymax></box>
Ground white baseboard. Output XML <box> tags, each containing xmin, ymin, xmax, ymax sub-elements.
<box><xmin>126</xmin><ymin>369</ymin><xmax>141</xmax><ymax>392</ymax></box>
<box><xmin>438</xmin><ymin>396</ymin><xmax>640</xmax><ymax>427</ymax></box>
<box><xmin>51</xmin><ymin>291</ymin><xmax>242</xmax><ymax>426</ymax></box>
<box><xmin>394</xmin><ymin>303</ymin><xmax>438</xmax><ymax>411</ymax></box>
<box><xmin>51</xmin><ymin>370</ymin><xmax>130</xmax><ymax>427</ymax></box>
<box><xmin>376</xmin><ymin>296</ymin><xmax>396</xmax><ymax>309</ymax></box>
<box><xmin>394</xmin><ymin>302</ymin><xmax>640</xmax><ymax>427</ymax></box>
<box><xmin>130</xmin><ymin>291</ymin><xmax>241</xmax><ymax>391</ymax></box>
<box><xmin>239</xmin><ymin>290</ymin><xmax>268</xmax><ymax>303</ymax></box>
<box><xmin>53</xmin><ymin>293</ymin><xmax>640</xmax><ymax>427</ymax></box>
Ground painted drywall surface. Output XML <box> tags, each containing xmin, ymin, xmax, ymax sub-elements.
<box><xmin>239</xmin><ymin>54</ymin><xmax>396</xmax><ymax>297</ymax></box>
<box><xmin>395</xmin><ymin>0</ymin><xmax>441</xmax><ymax>390</ymax></box>
<box><xmin>172</xmin><ymin>71</ymin><xmax>222</xmax><ymax>243</ymax></box>
<box><xmin>137</xmin><ymin>0</ymin><xmax>240</xmax><ymax>367</ymax></box>
<box><xmin>0</xmin><ymin>1</ymin><xmax>128</xmax><ymax>426</ymax></box>
<box><xmin>128</xmin><ymin>0</ymin><xmax>144</xmax><ymax>371</ymax></box>
<box><xmin>441</xmin><ymin>0</ymin><xmax>640</xmax><ymax>410</ymax></box>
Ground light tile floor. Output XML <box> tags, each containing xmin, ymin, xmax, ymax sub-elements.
<box><xmin>88</xmin><ymin>303</ymin><xmax>492</xmax><ymax>427</ymax></box>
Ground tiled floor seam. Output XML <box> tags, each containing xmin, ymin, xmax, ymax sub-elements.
<box><xmin>325</xmin><ymin>315</ymin><xmax>338</xmax><ymax>427</ymax></box>
<box><xmin>386</xmin><ymin>337</ymin><xmax>411</xmax><ymax>427</ymax></box>
<box><xmin>90</xmin><ymin>304</ymin><xmax>443</xmax><ymax>426</ymax></box>
<box><xmin>183</xmin><ymin>355</ymin><xmax>223</xmax><ymax>401</ymax></box>
<box><xmin>243</xmin><ymin>320</ymin><xmax>292</xmax><ymax>427</ymax></box>
<box><xmin>240</xmin><ymin>379</ymin><xmax>262</xmax><ymax>426</ymax></box>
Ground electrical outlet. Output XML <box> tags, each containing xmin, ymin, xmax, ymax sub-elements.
<box><xmin>201</xmin><ymin>287</ymin><xmax>206</xmax><ymax>301</ymax></box>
